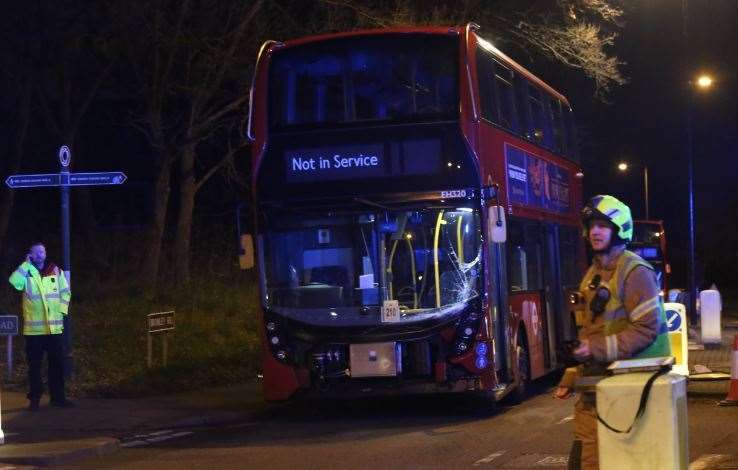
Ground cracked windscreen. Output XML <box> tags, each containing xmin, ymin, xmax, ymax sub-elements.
<box><xmin>261</xmin><ymin>208</ymin><xmax>481</xmax><ymax>315</ymax></box>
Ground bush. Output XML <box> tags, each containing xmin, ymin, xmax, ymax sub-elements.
<box><xmin>0</xmin><ymin>275</ymin><xmax>263</xmax><ymax>398</ymax></box>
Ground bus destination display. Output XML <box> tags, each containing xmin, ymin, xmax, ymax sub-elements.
<box><xmin>505</xmin><ymin>144</ymin><xmax>571</xmax><ymax>214</ymax></box>
<box><xmin>285</xmin><ymin>144</ymin><xmax>384</xmax><ymax>182</ymax></box>
<box><xmin>284</xmin><ymin>139</ymin><xmax>442</xmax><ymax>183</ymax></box>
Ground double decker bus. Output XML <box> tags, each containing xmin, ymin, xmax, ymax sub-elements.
<box><xmin>632</xmin><ymin>220</ymin><xmax>670</xmax><ymax>294</ymax></box>
<box><xmin>246</xmin><ymin>24</ymin><xmax>584</xmax><ymax>402</ymax></box>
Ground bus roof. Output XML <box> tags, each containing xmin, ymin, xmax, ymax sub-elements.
<box><xmin>268</xmin><ymin>25</ymin><xmax>571</xmax><ymax>108</ymax></box>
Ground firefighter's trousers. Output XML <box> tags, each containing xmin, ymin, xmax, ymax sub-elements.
<box><xmin>574</xmin><ymin>393</ymin><xmax>599</xmax><ymax>470</ymax></box>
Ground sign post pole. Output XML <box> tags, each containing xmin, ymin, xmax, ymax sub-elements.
<box><xmin>163</xmin><ymin>332</ymin><xmax>168</xmax><ymax>367</ymax></box>
<box><xmin>6</xmin><ymin>336</ymin><xmax>12</xmax><ymax>383</ymax></box>
<box><xmin>59</xmin><ymin>146</ymin><xmax>74</xmax><ymax>378</ymax></box>
<box><xmin>147</xmin><ymin>333</ymin><xmax>153</xmax><ymax>368</ymax></box>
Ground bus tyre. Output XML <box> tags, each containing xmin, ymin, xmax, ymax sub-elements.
<box><xmin>509</xmin><ymin>332</ymin><xmax>530</xmax><ymax>404</ymax></box>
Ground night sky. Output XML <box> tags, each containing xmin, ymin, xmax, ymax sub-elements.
<box><xmin>562</xmin><ymin>0</ymin><xmax>738</xmax><ymax>293</ymax></box>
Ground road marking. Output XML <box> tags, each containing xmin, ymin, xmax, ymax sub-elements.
<box><xmin>536</xmin><ymin>455</ymin><xmax>569</xmax><ymax>466</ymax></box>
<box><xmin>121</xmin><ymin>430</ymin><xmax>194</xmax><ymax>448</ymax></box>
<box><xmin>503</xmin><ymin>454</ymin><xmax>568</xmax><ymax>467</ymax></box>
<box><xmin>121</xmin><ymin>440</ymin><xmax>149</xmax><ymax>448</ymax></box>
<box><xmin>556</xmin><ymin>415</ymin><xmax>574</xmax><ymax>424</ymax></box>
<box><xmin>689</xmin><ymin>454</ymin><xmax>735</xmax><ymax>470</ymax></box>
<box><xmin>473</xmin><ymin>450</ymin><xmax>506</xmax><ymax>466</ymax></box>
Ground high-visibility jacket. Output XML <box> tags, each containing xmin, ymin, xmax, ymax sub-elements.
<box><xmin>8</xmin><ymin>261</ymin><xmax>71</xmax><ymax>335</ymax></box>
<box><xmin>579</xmin><ymin>250</ymin><xmax>671</xmax><ymax>361</ymax></box>
<box><xmin>559</xmin><ymin>249</ymin><xmax>670</xmax><ymax>388</ymax></box>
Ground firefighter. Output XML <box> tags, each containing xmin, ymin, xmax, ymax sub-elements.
<box><xmin>8</xmin><ymin>242</ymin><xmax>73</xmax><ymax>411</ymax></box>
<box><xmin>554</xmin><ymin>195</ymin><xmax>671</xmax><ymax>469</ymax></box>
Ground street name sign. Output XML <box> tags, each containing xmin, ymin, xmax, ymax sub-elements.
<box><xmin>0</xmin><ymin>316</ymin><xmax>18</xmax><ymax>336</ymax></box>
<box><xmin>148</xmin><ymin>311</ymin><xmax>176</xmax><ymax>333</ymax></box>
<box><xmin>6</xmin><ymin>171</ymin><xmax>126</xmax><ymax>189</ymax></box>
<box><xmin>5</xmin><ymin>174</ymin><xmax>61</xmax><ymax>188</ymax></box>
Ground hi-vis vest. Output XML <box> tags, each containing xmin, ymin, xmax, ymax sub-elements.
<box><xmin>579</xmin><ymin>250</ymin><xmax>671</xmax><ymax>359</ymax></box>
<box><xmin>8</xmin><ymin>262</ymin><xmax>71</xmax><ymax>335</ymax></box>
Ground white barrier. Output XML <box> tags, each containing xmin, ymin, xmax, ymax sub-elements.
<box><xmin>700</xmin><ymin>289</ymin><xmax>722</xmax><ymax>345</ymax></box>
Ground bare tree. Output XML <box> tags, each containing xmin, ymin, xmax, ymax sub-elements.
<box><xmin>284</xmin><ymin>0</ymin><xmax>626</xmax><ymax>95</ymax></box>
<box><xmin>114</xmin><ymin>0</ymin><xmax>264</xmax><ymax>291</ymax></box>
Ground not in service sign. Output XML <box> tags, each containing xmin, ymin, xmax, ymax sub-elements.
<box><xmin>148</xmin><ymin>311</ymin><xmax>175</xmax><ymax>333</ymax></box>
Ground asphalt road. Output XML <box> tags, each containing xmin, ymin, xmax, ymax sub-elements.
<box><xmin>65</xmin><ymin>378</ymin><xmax>738</xmax><ymax>470</ymax></box>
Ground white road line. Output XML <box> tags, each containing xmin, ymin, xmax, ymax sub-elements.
<box><xmin>473</xmin><ymin>450</ymin><xmax>506</xmax><ymax>466</ymax></box>
<box><xmin>557</xmin><ymin>415</ymin><xmax>574</xmax><ymax>425</ymax></box>
<box><xmin>689</xmin><ymin>454</ymin><xmax>734</xmax><ymax>470</ymax></box>
<box><xmin>146</xmin><ymin>431</ymin><xmax>194</xmax><ymax>443</ymax></box>
<box><xmin>121</xmin><ymin>440</ymin><xmax>149</xmax><ymax>448</ymax></box>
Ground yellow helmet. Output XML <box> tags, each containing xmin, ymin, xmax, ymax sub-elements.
<box><xmin>581</xmin><ymin>195</ymin><xmax>633</xmax><ymax>244</ymax></box>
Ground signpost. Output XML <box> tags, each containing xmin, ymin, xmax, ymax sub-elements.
<box><xmin>147</xmin><ymin>311</ymin><xmax>175</xmax><ymax>368</ymax></box>
<box><xmin>0</xmin><ymin>316</ymin><xmax>18</xmax><ymax>382</ymax></box>
<box><xmin>4</xmin><ymin>145</ymin><xmax>127</xmax><ymax>377</ymax></box>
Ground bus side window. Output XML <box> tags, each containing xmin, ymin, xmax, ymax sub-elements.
<box><xmin>549</xmin><ymin>98</ymin><xmax>566</xmax><ymax>156</ymax></box>
<box><xmin>528</xmin><ymin>86</ymin><xmax>549</xmax><ymax>146</ymax></box>
<box><xmin>515</xmin><ymin>77</ymin><xmax>532</xmax><ymax>141</ymax></box>
<box><xmin>507</xmin><ymin>220</ymin><xmax>526</xmax><ymax>291</ymax></box>
<box><xmin>476</xmin><ymin>49</ymin><xmax>497</xmax><ymax>123</ymax></box>
<box><xmin>558</xmin><ymin>226</ymin><xmax>580</xmax><ymax>287</ymax></box>
<box><xmin>524</xmin><ymin>224</ymin><xmax>543</xmax><ymax>291</ymax></box>
<box><xmin>493</xmin><ymin>60</ymin><xmax>518</xmax><ymax>133</ymax></box>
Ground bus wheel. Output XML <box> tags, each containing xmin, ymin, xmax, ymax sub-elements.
<box><xmin>508</xmin><ymin>332</ymin><xmax>530</xmax><ymax>404</ymax></box>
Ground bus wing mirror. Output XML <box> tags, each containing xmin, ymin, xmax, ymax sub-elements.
<box><xmin>239</xmin><ymin>234</ymin><xmax>255</xmax><ymax>270</ymax></box>
<box><xmin>487</xmin><ymin>206</ymin><xmax>507</xmax><ymax>243</ymax></box>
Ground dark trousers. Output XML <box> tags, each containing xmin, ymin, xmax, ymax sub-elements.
<box><xmin>24</xmin><ymin>334</ymin><xmax>65</xmax><ymax>402</ymax></box>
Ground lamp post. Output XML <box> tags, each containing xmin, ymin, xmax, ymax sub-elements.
<box><xmin>685</xmin><ymin>73</ymin><xmax>712</xmax><ymax>325</ymax></box>
<box><xmin>616</xmin><ymin>161</ymin><xmax>650</xmax><ymax>220</ymax></box>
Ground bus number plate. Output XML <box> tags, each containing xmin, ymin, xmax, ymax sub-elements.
<box><xmin>381</xmin><ymin>300</ymin><xmax>400</xmax><ymax>323</ymax></box>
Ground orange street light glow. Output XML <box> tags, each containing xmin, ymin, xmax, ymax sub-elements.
<box><xmin>696</xmin><ymin>75</ymin><xmax>713</xmax><ymax>89</ymax></box>
<box><xmin>618</xmin><ymin>162</ymin><xmax>628</xmax><ymax>171</ymax></box>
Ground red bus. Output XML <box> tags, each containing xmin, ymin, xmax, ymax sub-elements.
<box><xmin>246</xmin><ymin>23</ymin><xmax>584</xmax><ymax>403</ymax></box>
<box><xmin>632</xmin><ymin>220</ymin><xmax>670</xmax><ymax>294</ymax></box>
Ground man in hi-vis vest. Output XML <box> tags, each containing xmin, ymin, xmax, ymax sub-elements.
<box><xmin>9</xmin><ymin>242</ymin><xmax>73</xmax><ymax>411</ymax></box>
<box><xmin>554</xmin><ymin>195</ymin><xmax>671</xmax><ymax>469</ymax></box>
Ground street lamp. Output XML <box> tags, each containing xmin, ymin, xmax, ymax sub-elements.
<box><xmin>617</xmin><ymin>161</ymin><xmax>650</xmax><ymax>220</ymax></box>
<box><xmin>685</xmin><ymin>72</ymin><xmax>713</xmax><ymax>324</ymax></box>
<box><xmin>696</xmin><ymin>74</ymin><xmax>713</xmax><ymax>89</ymax></box>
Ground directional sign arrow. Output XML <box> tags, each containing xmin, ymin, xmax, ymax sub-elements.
<box><xmin>5</xmin><ymin>174</ymin><xmax>61</xmax><ymax>188</ymax></box>
<box><xmin>68</xmin><ymin>172</ymin><xmax>127</xmax><ymax>186</ymax></box>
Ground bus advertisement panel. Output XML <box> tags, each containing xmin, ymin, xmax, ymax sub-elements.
<box><xmin>246</xmin><ymin>24</ymin><xmax>583</xmax><ymax>403</ymax></box>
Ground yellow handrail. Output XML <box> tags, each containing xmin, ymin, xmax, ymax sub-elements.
<box><xmin>433</xmin><ymin>211</ymin><xmax>444</xmax><ymax>308</ymax></box>
<box><xmin>387</xmin><ymin>239</ymin><xmax>399</xmax><ymax>299</ymax></box>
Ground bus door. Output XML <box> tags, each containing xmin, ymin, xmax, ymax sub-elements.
<box><xmin>507</xmin><ymin>219</ymin><xmax>547</xmax><ymax>380</ymax></box>
<box><xmin>487</xmin><ymin>231</ymin><xmax>510</xmax><ymax>377</ymax></box>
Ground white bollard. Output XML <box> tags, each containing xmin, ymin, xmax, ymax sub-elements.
<box><xmin>664</xmin><ymin>303</ymin><xmax>689</xmax><ymax>376</ymax></box>
<box><xmin>700</xmin><ymin>290</ymin><xmax>722</xmax><ymax>345</ymax></box>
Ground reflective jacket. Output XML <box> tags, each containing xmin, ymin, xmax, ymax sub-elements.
<box><xmin>560</xmin><ymin>249</ymin><xmax>671</xmax><ymax>388</ymax></box>
<box><xmin>580</xmin><ymin>250</ymin><xmax>671</xmax><ymax>361</ymax></box>
<box><xmin>8</xmin><ymin>261</ymin><xmax>70</xmax><ymax>335</ymax></box>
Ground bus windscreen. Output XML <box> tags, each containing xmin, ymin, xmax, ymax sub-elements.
<box><xmin>269</xmin><ymin>34</ymin><xmax>459</xmax><ymax>129</ymax></box>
